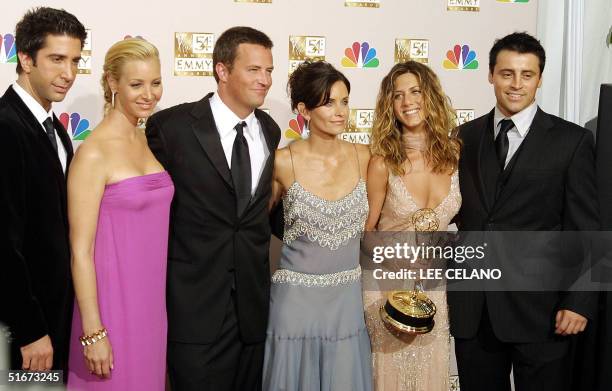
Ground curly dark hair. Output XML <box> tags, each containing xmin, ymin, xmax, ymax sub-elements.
<box><xmin>489</xmin><ymin>32</ymin><xmax>546</xmax><ymax>74</ymax></box>
<box><xmin>287</xmin><ymin>60</ymin><xmax>350</xmax><ymax>112</ymax></box>
<box><xmin>15</xmin><ymin>7</ymin><xmax>87</xmax><ymax>74</ymax></box>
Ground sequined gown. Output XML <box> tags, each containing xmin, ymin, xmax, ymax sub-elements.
<box><xmin>363</xmin><ymin>170</ymin><xmax>461</xmax><ymax>391</ymax></box>
<box><xmin>263</xmin><ymin>148</ymin><xmax>373</xmax><ymax>391</ymax></box>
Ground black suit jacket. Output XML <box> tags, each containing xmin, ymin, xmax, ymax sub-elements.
<box><xmin>146</xmin><ymin>93</ymin><xmax>281</xmax><ymax>344</ymax></box>
<box><xmin>449</xmin><ymin>107</ymin><xmax>599</xmax><ymax>343</ymax></box>
<box><xmin>0</xmin><ymin>86</ymin><xmax>74</xmax><ymax>370</ymax></box>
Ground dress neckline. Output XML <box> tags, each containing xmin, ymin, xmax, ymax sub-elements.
<box><xmin>397</xmin><ymin>171</ymin><xmax>456</xmax><ymax>211</ymax></box>
<box><xmin>287</xmin><ymin>178</ymin><xmax>365</xmax><ymax>203</ymax></box>
<box><xmin>106</xmin><ymin>170</ymin><xmax>168</xmax><ymax>188</ymax></box>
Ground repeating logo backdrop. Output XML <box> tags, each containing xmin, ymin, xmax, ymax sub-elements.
<box><xmin>60</xmin><ymin>112</ymin><xmax>92</xmax><ymax>141</ymax></box>
<box><xmin>0</xmin><ymin>33</ymin><xmax>16</xmax><ymax>63</ymax></box>
<box><xmin>342</xmin><ymin>42</ymin><xmax>380</xmax><ymax>68</ymax></box>
<box><xmin>0</xmin><ymin>0</ymin><xmax>535</xmax><ymax>147</ymax></box>
<box><xmin>443</xmin><ymin>44</ymin><xmax>479</xmax><ymax>70</ymax></box>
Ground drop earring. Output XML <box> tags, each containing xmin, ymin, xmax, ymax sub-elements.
<box><xmin>111</xmin><ymin>92</ymin><xmax>116</xmax><ymax>109</ymax></box>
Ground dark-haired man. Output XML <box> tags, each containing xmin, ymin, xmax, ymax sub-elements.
<box><xmin>146</xmin><ymin>26</ymin><xmax>280</xmax><ymax>390</ymax></box>
<box><xmin>0</xmin><ymin>7</ymin><xmax>87</xmax><ymax>376</ymax></box>
<box><xmin>449</xmin><ymin>32</ymin><xmax>599</xmax><ymax>391</ymax></box>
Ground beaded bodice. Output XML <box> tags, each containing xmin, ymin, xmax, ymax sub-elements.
<box><xmin>282</xmin><ymin>179</ymin><xmax>368</xmax><ymax>251</ymax></box>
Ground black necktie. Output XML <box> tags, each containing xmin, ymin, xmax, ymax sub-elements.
<box><xmin>495</xmin><ymin>119</ymin><xmax>514</xmax><ymax>170</ymax></box>
<box><xmin>42</xmin><ymin>117</ymin><xmax>58</xmax><ymax>153</ymax></box>
<box><xmin>231</xmin><ymin>121</ymin><xmax>251</xmax><ymax>216</ymax></box>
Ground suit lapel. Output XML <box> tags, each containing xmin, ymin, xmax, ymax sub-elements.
<box><xmin>5</xmin><ymin>86</ymin><xmax>66</xmax><ymax>178</ymax></box>
<box><xmin>190</xmin><ymin>93</ymin><xmax>233</xmax><ymax>189</ymax></box>
<box><xmin>493</xmin><ymin>108</ymin><xmax>552</xmax><ymax>210</ymax></box>
<box><xmin>251</xmin><ymin>110</ymin><xmax>275</xmax><ymax>199</ymax></box>
<box><xmin>54</xmin><ymin>114</ymin><xmax>74</xmax><ymax>169</ymax></box>
<box><xmin>52</xmin><ymin>114</ymin><xmax>72</xmax><ymax>222</ymax></box>
<box><xmin>3</xmin><ymin>86</ymin><xmax>69</xmax><ymax>223</ymax></box>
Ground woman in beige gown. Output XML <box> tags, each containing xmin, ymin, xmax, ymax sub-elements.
<box><xmin>364</xmin><ymin>61</ymin><xmax>461</xmax><ymax>391</ymax></box>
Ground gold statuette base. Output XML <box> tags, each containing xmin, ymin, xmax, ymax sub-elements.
<box><xmin>380</xmin><ymin>306</ymin><xmax>435</xmax><ymax>334</ymax></box>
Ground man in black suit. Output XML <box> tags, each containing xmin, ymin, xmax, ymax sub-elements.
<box><xmin>146</xmin><ymin>26</ymin><xmax>280</xmax><ymax>391</ymax></box>
<box><xmin>0</xmin><ymin>7</ymin><xmax>86</xmax><ymax>375</ymax></box>
<box><xmin>449</xmin><ymin>32</ymin><xmax>599</xmax><ymax>391</ymax></box>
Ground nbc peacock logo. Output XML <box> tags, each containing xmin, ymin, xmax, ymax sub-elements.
<box><xmin>60</xmin><ymin>112</ymin><xmax>92</xmax><ymax>141</ymax></box>
<box><xmin>285</xmin><ymin>114</ymin><xmax>308</xmax><ymax>140</ymax></box>
<box><xmin>0</xmin><ymin>33</ymin><xmax>17</xmax><ymax>64</ymax></box>
<box><xmin>443</xmin><ymin>44</ymin><xmax>478</xmax><ymax>70</ymax></box>
<box><xmin>341</xmin><ymin>42</ymin><xmax>379</xmax><ymax>68</ymax></box>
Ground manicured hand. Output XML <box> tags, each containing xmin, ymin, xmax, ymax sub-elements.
<box><xmin>83</xmin><ymin>337</ymin><xmax>114</xmax><ymax>378</ymax></box>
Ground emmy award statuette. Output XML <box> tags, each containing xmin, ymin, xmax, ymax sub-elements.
<box><xmin>380</xmin><ymin>208</ymin><xmax>438</xmax><ymax>334</ymax></box>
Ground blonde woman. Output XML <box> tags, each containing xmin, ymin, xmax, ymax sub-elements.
<box><xmin>364</xmin><ymin>61</ymin><xmax>461</xmax><ymax>390</ymax></box>
<box><xmin>67</xmin><ymin>39</ymin><xmax>173</xmax><ymax>390</ymax></box>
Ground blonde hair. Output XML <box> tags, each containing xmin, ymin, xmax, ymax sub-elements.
<box><xmin>371</xmin><ymin>61</ymin><xmax>460</xmax><ymax>176</ymax></box>
<box><xmin>101</xmin><ymin>38</ymin><xmax>160</xmax><ymax>114</ymax></box>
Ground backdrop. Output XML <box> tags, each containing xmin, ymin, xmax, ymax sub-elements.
<box><xmin>1</xmin><ymin>0</ymin><xmax>537</xmax><ymax>147</ymax></box>
<box><xmin>1</xmin><ymin>1</ymin><xmax>537</xmax><ymax>389</ymax></box>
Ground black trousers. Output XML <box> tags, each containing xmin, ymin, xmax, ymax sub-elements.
<box><xmin>454</xmin><ymin>306</ymin><xmax>573</xmax><ymax>391</ymax></box>
<box><xmin>167</xmin><ymin>292</ymin><xmax>264</xmax><ymax>391</ymax></box>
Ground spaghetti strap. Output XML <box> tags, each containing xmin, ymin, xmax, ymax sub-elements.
<box><xmin>352</xmin><ymin>143</ymin><xmax>362</xmax><ymax>179</ymax></box>
<box><xmin>288</xmin><ymin>144</ymin><xmax>297</xmax><ymax>183</ymax></box>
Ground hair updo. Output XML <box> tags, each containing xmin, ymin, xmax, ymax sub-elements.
<box><xmin>101</xmin><ymin>38</ymin><xmax>160</xmax><ymax>114</ymax></box>
<box><xmin>287</xmin><ymin>60</ymin><xmax>350</xmax><ymax>112</ymax></box>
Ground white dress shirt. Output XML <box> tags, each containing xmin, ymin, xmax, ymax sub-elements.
<box><xmin>13</xmin><ymin>82</ymin><xmax>68</xmax><ymax>174</ymax></box>
<box><xmin>209</xmin><ymin>92</ymin><xmax>268</xmax><ymax>195</ymax></box>
<box><xmin>493</xmin><ymin>100</ymin><xmax>538</xmax><ymax>168</ymax></box>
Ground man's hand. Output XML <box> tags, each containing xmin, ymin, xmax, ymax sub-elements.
<box><xmin>20</xmin><ymin>335</ymin><xmax>53</xmax><ymax>370</ymax></box>
<box><xmin>555</xmin><ymin>309</ymin><xmax>587</xmax><ymax>336</ymax></box>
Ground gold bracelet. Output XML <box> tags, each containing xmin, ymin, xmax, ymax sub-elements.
<box><xmin>79</xmin><ymin>327</ymin><xmax>108</xmax><ymax>346</ymax></box>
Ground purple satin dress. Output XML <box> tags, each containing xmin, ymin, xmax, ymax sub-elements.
<box><xmin>68</xmin><ymin>171</ymin><xmax>174</xmax><ymax>391</ymax></box>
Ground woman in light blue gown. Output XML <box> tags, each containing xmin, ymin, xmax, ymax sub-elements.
<box><xmin>262</xmin><ymin>60</ymin><xmax>373</xmax><ymax>391</ymax></box>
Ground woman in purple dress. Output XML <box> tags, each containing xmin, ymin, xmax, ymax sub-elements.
<box><xmin>67</xmin><ymin>38</ymin><xmax>173</xmax><ymax>390</ymax></box>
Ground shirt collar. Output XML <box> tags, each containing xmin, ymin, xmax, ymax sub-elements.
<box><xmin>13</xmin><ymin>82</ymin><xmax>54</xmax><ymax>125</ymax></box>
<box><xmin>493</xmin><ymin>99</ymin><xmax>538</xmax><ymax>138</ymax></box>
<box><xmin>209</xmin><ymin>92</ymin><xmax>256</xmax><ymax>138</ymax></box>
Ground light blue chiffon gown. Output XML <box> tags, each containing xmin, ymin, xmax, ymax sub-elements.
<box><xmin>263</xmin><ymin>147</ymin><xmax>373</xmax><ymax>391</ymax></box>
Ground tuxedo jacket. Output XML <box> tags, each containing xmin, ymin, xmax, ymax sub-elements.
<box><xmin>449</xmin><ymin>107</ymin><xmax>599</xmax><ymax>343</ymax></box>
<box><xmin>146</xmin><ymin>93</ymin><xmax>281</xmax><ymax>344</ymax></box>
<box><xmin>0</xmin><ymin>86</ymin><xmax>74</xmax><ymax>370</ymax></box>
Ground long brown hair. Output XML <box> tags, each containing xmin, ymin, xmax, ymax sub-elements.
<box><xmin>371</xmin><ymin>61</ymin><xmax>460</xmax><ymax>176</ymax></box>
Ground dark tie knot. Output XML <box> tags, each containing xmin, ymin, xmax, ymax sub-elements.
<box><xmin>495</xmin><ymin>118</ymin><xmax>513</xmax><ymax>170</ymax></box>
<box><xmin>42</xmin><ymin>117</ymin><xmax>58</xmax><ymax>152</ymax></box>
<box><xmin>43</xmin><ymin>117</ymin><xmax>54</xmax><ymax>129</ymax></box>
<box><xmin>499</xmin><ymin>119</ymin><xmax>515</xmax><ymax>136</ymax></box>
<box><xmin>234</xmin><ymin>121</ymin><xmax>247</xmax><ymax>137</ymax></box>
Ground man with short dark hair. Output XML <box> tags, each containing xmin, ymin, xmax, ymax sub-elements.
<box><xmin>0</xmin><ymin>6</ymin><xmax>86</xmax><ymax>376</ymax></box>
<box><xmin>146</xmin><ymin>26</ymin><xmax>280</xmax><ymax>391</ymax></box>
<box><xmin>449</xmin><ymin>32</ymin><xmax>599</xmax><ymax>391</ymax></box>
